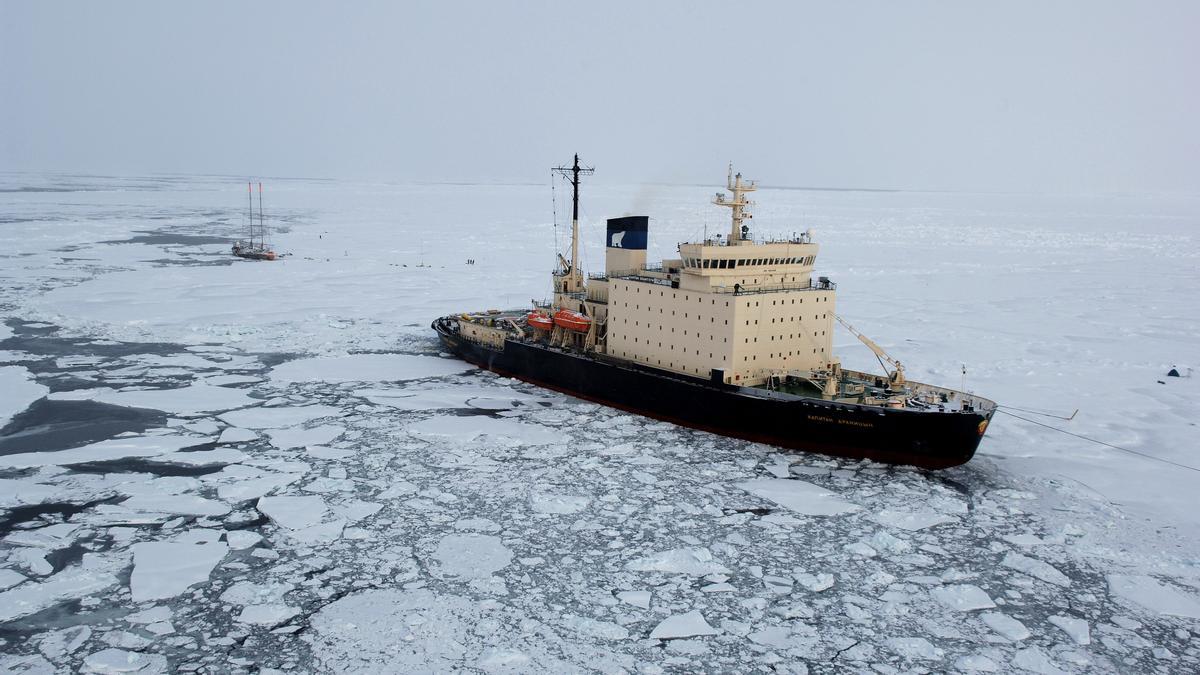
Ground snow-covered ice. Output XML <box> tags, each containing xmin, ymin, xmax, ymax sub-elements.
<box><xmin>735</xmin><ymin>478</ymin><xmax>859</xmax><ymax>516</ymax></box>
<box><xmin>648</xmin><ymin>610</ymin><xmax>720</xmax><ymax>640</ymax></box>
<box><xmin>270</xmin><ymin>353</ymin><xmax>470</xmax><ymax>383</ymax></box>
<box><xmin>0</xmin><ymin>365</ymin><xmax>48</xmax><ymax>428</ymax></box>
<box><xmin>129</xmin><ymin>538</ymin><xmax>228</xmax><ymax>602</ymax></box>
<box><xmin>1107</xmin><ymin>574</ymin><xmax>1200</xmax><ymax>619</ymax></box>
<box><xmin>2</xmin><ymin>176</ymin><xmax>1198</xmax><ymax>673</ymax></box>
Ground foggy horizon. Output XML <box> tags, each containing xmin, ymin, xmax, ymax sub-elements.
<box><xmin>3</xmin><ymin>1</ymin><xmax>1198</xmax><ymax>195</ymax></box>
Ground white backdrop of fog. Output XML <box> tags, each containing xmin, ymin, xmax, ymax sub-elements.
<box><xmin>2</xmin><ymin>0</ymin><xmax>1197</xmax><ymax>193</ymax></box>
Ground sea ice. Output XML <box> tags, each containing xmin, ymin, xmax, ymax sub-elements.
<box><xmin>257</xmin><ymin>495</ymin><xmax>330</xmax><ymax>529</ymax></box>
<box><xmin>237</xmin><ymin>603</ymin><xmax>300</xmax><ymax>627</ymax></box>
<box><xmin>81</xmin><ymin>648</ymin><xmax>167</xmax><ymax>674</ymax></box>
<box><xmin>1010</xmin><ymin>647</ymin><xmax>1068</xmax><ymax>675</ymax></box>
<box><xmin>0</xmin><ymin>365</ymin><xmax>48</xmax><ymax>428</ymax></box>
<box><xmin>885</xmin><ymin>637</ymin><xmax>943</xmax><ymax>661</ymax></box>
<box><xmin>1107</xmin><ymin>574</ymin><xmax>1200</xmax><ymax>619</ymax></box>
<box><xmin>1047</xmin><ymin>615</ymin><xmax>1090</xmax><ymax>645</ymax></box>
<box><xmin>625</xmin><ymin>547</ymin><xmax>730</xmax><ymax>576</ymax></box>
<box><xmin>0</xmin><ymin>567</ymin><xmax>118</xmax><ymax>623</ymax></box>
<box><xmin>0</xmin><ymin>434</ymin><xmax>207</xmax><ymax>469</ymax></box>
<box><xmin>529</xmin><ymin>493</ymin><xmax>590</xmax><ymax>514</ymax></box>
<box><xmin>266</xmin><ymin>424</ymin><xmax>344</xmax><ymax>449</ymax></box>
<box><xmin>616</xmin><ymin>590</ymin><xmax>651</xmax><ymax>609</ymax></box>
<box><xmin>82</xmin><ymin>383</ymin><xmax>259</xmax><ymax>415</ymax></box>
<box><xmin>979</xmin><ymin>611</ymin><xmax>1030</xmax><ymax>641</ymax></box>
<box><xmin>119</xmin><ymin>494</ymin><xmax>230</xmax><ymax>517</ymax></box>
<box><xmin>649</xmin><ymin>610</ymin><xmax>719</xmax><ymax>640</ymax></box>
<box><xmin>1000</xmin><ymin>552</ymin><xmax>1070</xmax><ymax>587</ymax></box>
<box><xmin>735</xmin><ymin>478</ymin><xmax>859</xmax><ymax>516</ymax></box>
<box><xmin>129</xmin><ymin>539</ymin><xmax>228</xmax><ymax>602</ymax></box>
<box><xmin>217</xmin><ymin>426</ymin><xmax>257</xmax><ymax>444</ymax></box>
<box><xmin>0</xmin><ymin>568</ymin><xmax>27</xmax><ymax>590</ymax></box>
<box><xmin>219</xmin><ymin>404</ymin><xmax>340</xmax><ymax>429</ymax></box>
<box><xmin>561</xmin><ymin>614</ymin><xmax>629</xmax><ymax>641</ymax></box>
<box><xmin>407</xmin><ymin>415</ymin><xmax>558</xmax><ymax>446</ymax></box>
<box><xmin>433</xmin><ymin>534</ymin><xmax>512</xmax><ymax>578</ymax></box>
<box><xmin>270</xmin><ymin>353</ymin><xmax>470</xmax><ymax>383</ymax></box>
<box><xmin>931</xmin><ymin>584</ymin><xmax>996</xmax><ymax>611</ymax></box>
<box><xmin>872</xmin><ymin>509</ymin><xmax>956</xmax><ymax>531</ymax></box>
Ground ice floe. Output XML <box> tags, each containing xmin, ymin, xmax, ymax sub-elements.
<box><xmin>931</xmin><ymin>584</ymin><xmax>996</xmax><ymax>611</ymax></box>
<box><xmin>1107</xmin><ymin>574</ymin><xmax>1200</xmax><ymax>619</ymax></box>
<box><xmin>219</xmin><ymin>404</ymin><xmax>339</xmax><ymax>429</ymax></box>
<box><xmin>81</xmin><ymin>648</ymin><xmax>167</xmax><ymax>674</ymax></box>
<box><xmin>0</xmin><ymin>433</ymin><xmax>209</xmax><ymax>469</ymax></box>
<box><xmin>1000</xmin><ymin>552</ymin><xmax>1070</xmax><ymax>587</ymax></box>
<box><xmin>129</xmin><ymin>537</ymin><xmax>228</xmax><ymax>602</ymax></box>
<box><xmin>73</xmin><ymin>383</ymin><xmax>258</xmax><ymax>416</ymax></box>
<box><xmin>1048</xmin><ymin>614</ymin><xmax>1091</xmax><ymax>645</ymax></box>
<box><xmin>266</xmin><ymin>424</ymin><xmax>343</xmax><ymax>449</ymax></box>
<box><xmin>0</xmin><ymin>567</ymin><xmax>118</xmax><ymax>623</ymax></box>
<box><xmin>0</xmin><ymin>365</ymin><xmax>48</xmax><ymax>428</ymax></box>
<box><xmin>736</xmin><ymin>478</ymin><xmax>859</xmax><ymax>516</ymax></box>
<box><xmin>270</xmin><ymin>353</ymin><xmax>470</xmax><ymax>383</ymax></box>
<box><xmin>407</xmin><ymin>415</ymin><xmax>558</xmax><ymax>445</ymax></box>
<box><xmin>648</xmin><ymin>610</ymin><xmax>719</xmax><ymax>640</ymax></box>
<box><xmin>528</xmin><ymin>493</ymin><xmax>590</xmax><ymax>514</ymax></box>
<box><xmin>626</xmin><ymin>547</ymin><xmax>729</xmax><ymax>576</ymax></box>
<box><xmin>433</xmin><ymin>534</ymin><xmax>512</xmax><ymax>578</ymax></box>
<box><xmin>872</xmin><ymin>509</ymin><xmax>956</xmax><ymax>531</ymax></box>
<box><xmin>217</xmin><ymin>426</ymin><xmax>257</xmax><ymax>444</ymax></box>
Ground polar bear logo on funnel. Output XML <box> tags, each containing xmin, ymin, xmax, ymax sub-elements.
<box><xmin>610</xmin><ymin>231</ymin><xmax>625</xmax><ymax>248</ymax></box>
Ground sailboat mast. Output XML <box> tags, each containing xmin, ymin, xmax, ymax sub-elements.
<box><xmin>247</xmin><ymin>182</ymin><xmax>254</xmax><ymax>244</ymax></box>
<box><xmin>258</xmin><ymin>182</ymin><xmax>264</xmax><ymax>248</ymax></box>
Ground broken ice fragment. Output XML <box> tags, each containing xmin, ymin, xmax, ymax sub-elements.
<box><xmin>979</xmin><ymin>611</ymin><xmax>1030</xmax><ymax>641</ymax></box>
<box><xmin>237</xmin><ymin>603</ymin><xmax>300</xmax><ymax>627</ymax></box>
<box><xmin>735</xmin><ymin>478</ymin><xmax>858</xmax><ymax>516</ymax></box>
<box><xmin>931</xmin><ymin>584</ymin><xmax>995</xmax><ymax>612</ymax></box>
<box><xmin>616</xmin><ymin>590</ymin><xmax>651</xmax><ymax>608</ymax></box>
<box><xmin>130</xmin><ymin>539</ymin><xmax>228</xmax><ymax>602</ymax></box>
<box><xmin>1047</xmin><ymin>615</ymin><xmax>1090</xmax><ymax>645</ymax></box>
<box><xmin>625</xmin><ymin>547</ymin><xmax>729</xmax><ymax>576</ymax></box>
<box><xmin>1000</xmin><ymin>552</ymin><xmax>1070</xmax><ymax>587</ymax></box>
<box><xmin>649</xmin><ymin>610</ymin><xmax>719</xmax><ymax>640</ymax></box>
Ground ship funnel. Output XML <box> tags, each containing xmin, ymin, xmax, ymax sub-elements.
<box><xmin>606</xmin><ymin>216</ymin><xmax>648</xmax><ymax>274</ymax></box>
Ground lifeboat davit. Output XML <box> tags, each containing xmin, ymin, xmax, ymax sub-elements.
<box><xmin>527</xmin><ymin>311</ymin><xmax>554</xmax><ymax>331</ymax></box>
<box><xmin>553</xmin><ymin>309</ymin><xmax>592</xmax><ymax>332</ymax></box>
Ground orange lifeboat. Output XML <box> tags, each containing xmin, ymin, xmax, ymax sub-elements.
<box><xmin>527</xmin><ymin>311</ymin><xmax>554</xmax><ymax>331</ymax></box>
<box><xmin>553</xmin><ymin>309</ymin><xmax>592</xmax><ymax>332</ymax></box>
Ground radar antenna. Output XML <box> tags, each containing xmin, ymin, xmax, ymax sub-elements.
<box><xmin>712</xmin><ymin>163</ymin><xmax>756</xmax><ymax>244</ymax></box>
<box><xmin>552</xmin><ymin>154</ymin><xmax>594</xmax><ymax>292</ymax></box>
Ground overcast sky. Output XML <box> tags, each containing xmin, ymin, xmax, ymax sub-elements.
<box><xmin>3</xmin><ymin>1</ymin><xmax>1197</xmax><ymax>192</ymax></box>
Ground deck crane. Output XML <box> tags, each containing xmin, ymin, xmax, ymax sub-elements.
<box><xmin>834</xmin><ymin>314</ymin><xmax>906</xmax><ymax>389</ymax></box>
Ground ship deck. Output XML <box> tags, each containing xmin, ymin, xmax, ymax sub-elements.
<box><xmin>448</xmin><ymin>311</ymin><xmax>995</xmax><ymax>416</ymax></box>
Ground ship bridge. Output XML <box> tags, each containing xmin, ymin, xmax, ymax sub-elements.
<box><xmin>595</xmin><ymin>168</ymin><xmax>837</xmax><ymax>386</ymax></box>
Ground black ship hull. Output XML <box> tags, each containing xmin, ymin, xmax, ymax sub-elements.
<box><xmin>433</xmin><ymin>318</ymin><xmax>992</xmax><ymax>469</ymax></box>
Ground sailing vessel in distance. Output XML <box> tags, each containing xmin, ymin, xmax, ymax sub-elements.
<box><xmin>232</xmin><ymin>181</ymin><xmax>277</xmax><ymax>261</ymax></box>
<box><xmin>434</xmin><ymin>156</ymin><xmax>996</xmax><ymax>469</ymax></box>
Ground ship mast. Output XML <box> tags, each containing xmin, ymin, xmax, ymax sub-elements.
<box><xmin>257</xmin><ymin>182</ymin><xmax>265</xmax><ymax>248</ymax></box>
<box><xmin>713</xmin><ymin>163</ymin><xmax>756</xmax><ymax>244</ymax></box>
<box><xmin>552</xmin><ymin>154</ymin><xmax>594</xmax><ymax>292</ymax></box>
<box><xmin>247</xmin><ymin>182</ymin><xmax>254</xmax><ymax>245</ymax></box>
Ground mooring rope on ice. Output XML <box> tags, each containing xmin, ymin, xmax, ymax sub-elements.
<box><xmin>997</xmin><ymin>408</ymin><xmax>1200</xmax><ymax>473</ymax></box>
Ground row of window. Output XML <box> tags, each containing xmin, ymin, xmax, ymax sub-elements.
<box><xmin>743</xmin><ymin>331</ymin><xmax>826</xmax><ymax>343</ymax></box>
<box><xmin>620</xmin><ymin>285</ymin><xmax>729</xmax><ymax>305</ymax></box>
<box><xmin>742</xmin><ymin>348</ymin><xmax>825</xmax><ymax>362</ymax></box>
<box><xmin>613</xmin><ymin>330</ymin><xmax>728</xmax><ymax>343</ymax></box>
<box><xmin>683</xmin><ymin>256</ymin><xmax>816</xmax><ymax>269</ymax></box>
